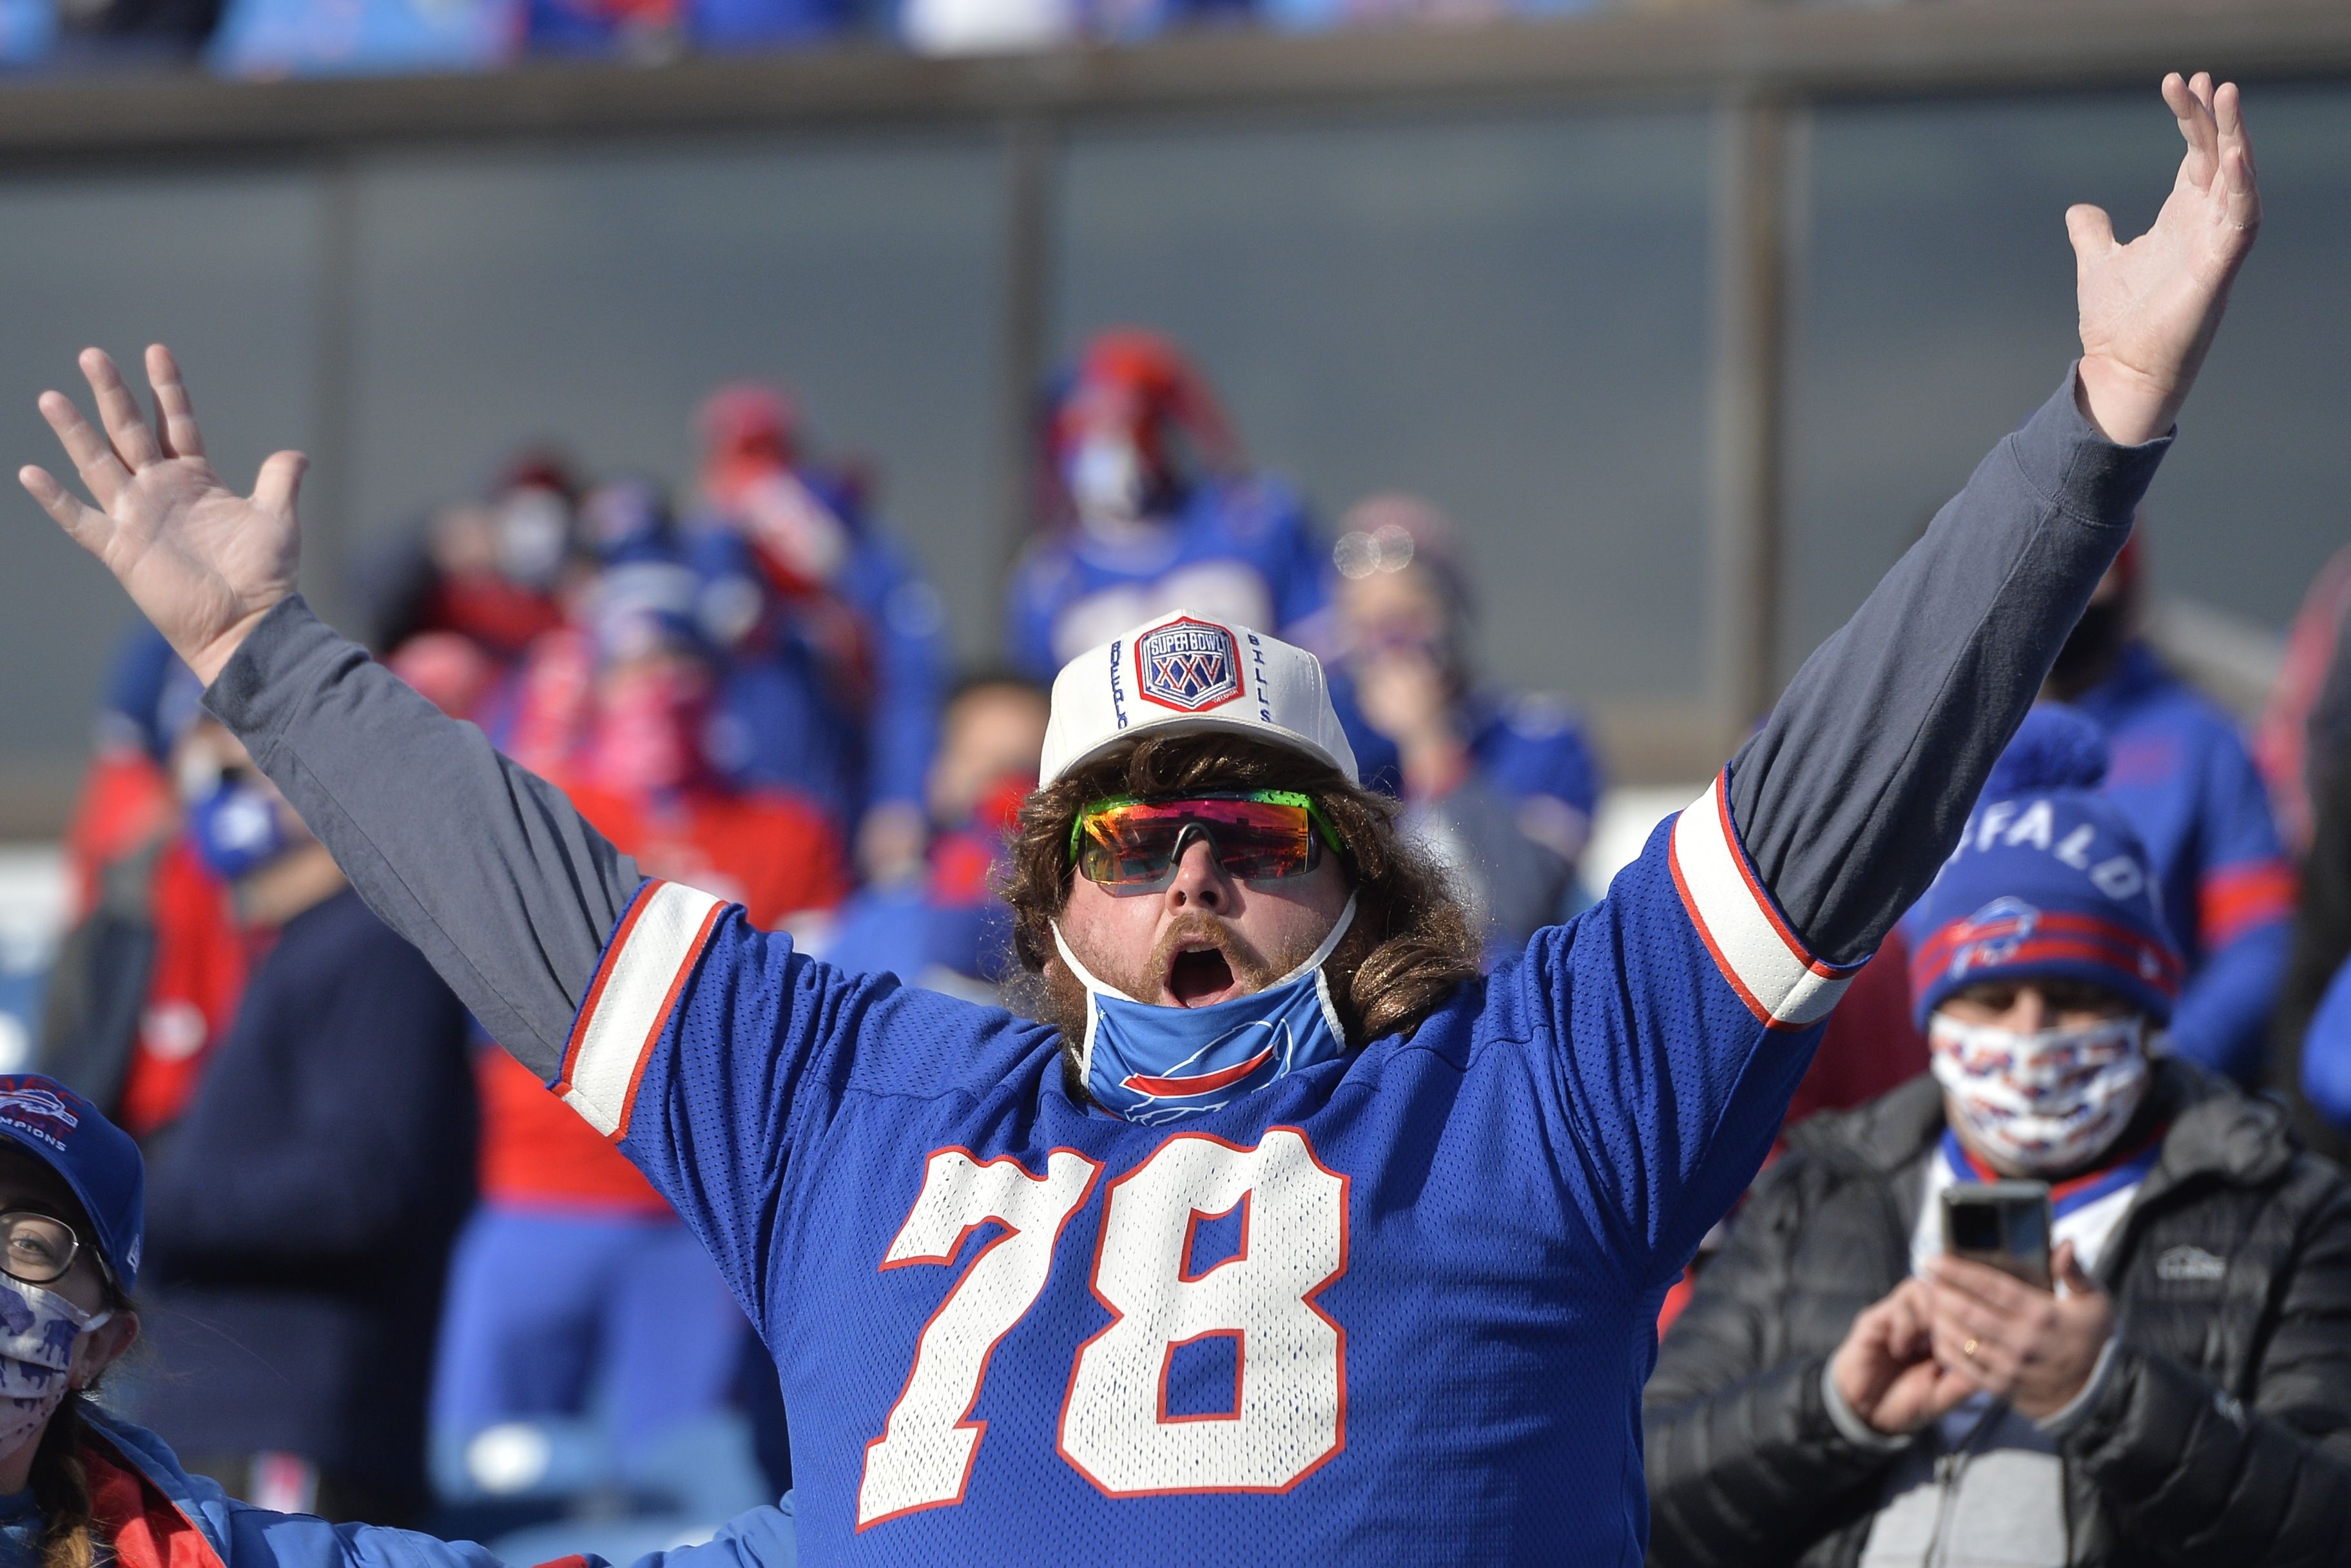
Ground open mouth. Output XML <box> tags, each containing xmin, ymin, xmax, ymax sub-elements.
<box><xmin>1166</xmin><ymin>945</ymin><xmax>1239</xmax><ymax>1007</ymax></box>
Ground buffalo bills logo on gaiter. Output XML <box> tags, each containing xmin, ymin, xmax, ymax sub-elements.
<box><xmin>1104</xmin><ymin>1018</ymin><xmax>1299</xmax><ymax>1127</ymax></box>
<box><xmin>1136</xmin><ymin>619</ymin><xmax>1244</xmax><ymax>713</ymax></box>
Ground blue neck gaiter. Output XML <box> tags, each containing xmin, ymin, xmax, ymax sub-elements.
<box><xmin>1053</xmin><ymin>897</ymin><xmax>1355</xmax><ymax>1127</ymax></box>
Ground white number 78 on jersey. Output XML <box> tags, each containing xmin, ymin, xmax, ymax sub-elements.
<box><xmin>856</xmin><ymin>1128</ymin><xmax>1350</xmax><ymax>1529</ymax></box>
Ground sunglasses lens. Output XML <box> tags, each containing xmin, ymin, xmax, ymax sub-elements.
<box><xmin>1078</xmin><ymin>808</ymin><xmax>1184</xmax><ymax>885</ymax></box>
<box><xmin>1077</xmin><ymin>797</ymin><xmax>1318</xmax><ymax>886</ymax></box>
<box><xmin>1197</xmin><ymin>802</ymin><xmax>1318</xmax><ymax>880</ymax></box>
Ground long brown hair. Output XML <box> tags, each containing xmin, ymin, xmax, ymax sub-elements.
<box><xmin>31</xmin><ymin>1392</ymin><xmax>100</xmax><ymax>1568</ymax></box>
<box><xmin>28</xmin><ymin>1277</ymin><xmax>131</xmax><ymax>1568</ymax></box>
<box><xmin>1000</xmin><ymin>731</ymin><xmax>1482</xmax><ymax>1083</ymax></box>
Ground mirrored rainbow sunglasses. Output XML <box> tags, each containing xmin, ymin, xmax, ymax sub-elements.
<box><xmin>1069</xmin><ymin>790</ymin><xmax>1344</xmax><ymax>891</ymax></box>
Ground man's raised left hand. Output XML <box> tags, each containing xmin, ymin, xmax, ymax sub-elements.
<box><xmin>2071</xmin><ymin>72</ymin><xmax>2262</xmax><ymax>447</ymax></box>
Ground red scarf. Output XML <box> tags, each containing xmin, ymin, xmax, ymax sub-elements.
<box><xmin>84</xmin><ymin>1442</ymin><xmax>225</xmax><ymax>1568</ymax></box>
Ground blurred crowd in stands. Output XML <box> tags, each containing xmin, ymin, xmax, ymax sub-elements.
<box><xmin>0</xmin><ymin>0</ymin><xmax>1600</xmax><ymax>86</ymax></box>
<box><xmin>26</xmin><ymin>319</ymin><xmax>2351</xmax><ymax>1560</ymax></box>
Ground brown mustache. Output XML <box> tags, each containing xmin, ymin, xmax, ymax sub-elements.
<box><xmin>1145</xmin><ymin>913</ymin><xmax>1282</xmax><ymax>996</ymax></box>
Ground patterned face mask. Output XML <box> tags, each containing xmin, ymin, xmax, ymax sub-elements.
<box><xmin>1929</xmin><ymin>1013</ymin><xmax>2150</xmax><ymax>1176</ymax></box>
<box><xmin>0</xmin><ymin>1274</ymin><xmax>110</xmax><ymax>1462</ymax></box>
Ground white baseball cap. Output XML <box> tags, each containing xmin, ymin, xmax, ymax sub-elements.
<box><xmin>1039</xmin><ymin>610</ymin><xmax>1360</xmax><ymax>786</ymax></box>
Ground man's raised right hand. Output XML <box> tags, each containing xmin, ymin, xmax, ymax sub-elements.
<box><xmin>21</xmin><ymin>345</ymin><xmax>305</xmax><ymax>686</ymax></box>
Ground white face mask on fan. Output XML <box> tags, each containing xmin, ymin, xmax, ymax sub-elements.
<box><xmin>1066</xmin><ymin>436</ymin><xmax>1150</xmax><ymax>532</ymax></box>
<box><xmin>1928</xmin><ymin>1012</ymin><xmax>2151</xmax><ymax>1176</ymax></box>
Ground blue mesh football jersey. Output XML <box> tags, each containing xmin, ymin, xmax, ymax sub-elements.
<box><xmin>545</xmin><ymin>769</ymin><xmax>1855</xmax><ymax>1564</ymax></box>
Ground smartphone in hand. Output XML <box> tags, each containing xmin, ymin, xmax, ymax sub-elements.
<box><xmin>1941</xmin><ymin>1181</ymin><xmax>2054</xmax><ymax>1290</ymax></box>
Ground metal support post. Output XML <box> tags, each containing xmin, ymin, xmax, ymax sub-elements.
<box><xmin>996</xmin><ymin>111</ymin><xmax>1057</xmax><ymax>614</ymax></box>
<box><xmin>1705</xmin><ymin>89</ymin><xmax>1794</xmax><ymax>745</ymax></box>
<box><xmin>305</xmin><ymin>151</ymin><xmax>361</xmax><ymax>632</ymax></box>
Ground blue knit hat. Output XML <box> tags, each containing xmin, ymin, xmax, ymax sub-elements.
<box><xmin>1908</xmin><ymin>705</ymin><xmax>2182</xmax><ymax>1027</ymax></box>
<box><xmin>0</xmin><ymin>1075</ymin><xmax>144</xmax><ymax>1293</ymax></box>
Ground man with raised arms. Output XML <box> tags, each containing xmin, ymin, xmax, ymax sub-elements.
<box><xmin>18</xmin><ymin>75</ymin><xmax>2260</xmax><ymax>1566</ymax></box>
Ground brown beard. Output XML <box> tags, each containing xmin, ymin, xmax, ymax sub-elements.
<box><xmin>1023</xmin><ymin>909</ymin><xmax>1323</xmax><ymax>1067</ymax></box>
<box><xmin>1130</xmin><ymin>911</ymin><xmax>1295</xmax><ymax>1002</ymax></box>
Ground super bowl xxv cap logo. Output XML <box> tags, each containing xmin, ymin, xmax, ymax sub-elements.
<box><xmin>1136</xmin><ymin>617</ymin><xmax>1244</xmax><ymax>713</ymax></box>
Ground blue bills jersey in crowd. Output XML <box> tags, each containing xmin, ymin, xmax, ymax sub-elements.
<box><xmin>1342</xmin><ymin>682</ymin><xmax>1603</xmax><ymax>822</ymax></box>
<box><xmin>682</xmin><ymin>485</ymin><xmax>947</xmax><ymax>831</ymax></box>
<box><xmin>2073</xmin><ymin>641</ymin><xmax>2294</xmax><ymax>1083</ymax></box>
<box><xmin>1005</xmin><ymin>478</ymin><xmax>1334</xmax><ymax>682</ymax></box>
<box><xmin>543</xmin><ymin>771</ymin><xmax>1855</xmax><ymax>1565</ymax></box>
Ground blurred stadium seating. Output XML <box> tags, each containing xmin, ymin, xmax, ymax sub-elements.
<box><xmin>2</xmin><ymin>0</ymin><xmax>2346</xmax><ymax>838</ymax></box>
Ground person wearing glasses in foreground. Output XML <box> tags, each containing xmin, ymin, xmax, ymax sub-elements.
<box><xmin>0</xmin><ymin>1073</ymin><xmax>806</xmax><ymax>1568</ymax></box>
<box><xmin>20</xmin><ymin>75</ymin><xmax>2258</xmax><ymax>1565</ymax></box>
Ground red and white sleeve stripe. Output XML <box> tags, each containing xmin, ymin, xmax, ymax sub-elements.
<box><xmin>1668</xmin><ymin>775</ymin><xmax>1853</xmax><ymax>1031</ymax></box>
<box><xmin>553</xmin><ymin>880</ymin><xmax>727</xmax><ymax>1141</ymax></box>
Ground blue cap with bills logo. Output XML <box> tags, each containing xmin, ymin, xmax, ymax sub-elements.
<box><xmin>0</xmin><ymin>1076</ymin><xmax>144</xmax><ymax>1292</ymax></box>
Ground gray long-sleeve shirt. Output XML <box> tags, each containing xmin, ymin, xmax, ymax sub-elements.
<box><xmin>1725</xmin><ymin>373</ymin><xmax>2165</xmax><ymax>966</ymax></box>
<box><xmin>204</xmin><ymin>368</ymin><xmax>2165</xmax><ymax>1078</ymax></box>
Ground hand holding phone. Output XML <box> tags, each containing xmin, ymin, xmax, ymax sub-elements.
<box><xmin>1941</xmin><ymin>1181</ymin><xmax>2053</xmax><ymax>1291</ymax></box>
<box><xmin>1926</xmin><ymin>1221</ymin><xmax>2115</xmax><ymax>1420</ymax></box>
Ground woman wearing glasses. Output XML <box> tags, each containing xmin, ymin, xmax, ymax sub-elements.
<box><xmin>0</xmin><ymin>1072</ymin><xmax>800</xmax><ymax>1568</ymax></box>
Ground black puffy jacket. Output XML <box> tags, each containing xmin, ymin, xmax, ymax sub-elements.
<box><xmin>2270</xmin><ymin>721</ymin><xmax>2351</xmax><ymax>1170</ymax></box>
<box><xmin>1643</xmin><ymin>1061</ymin><xmax>2351</xmax><ymax>1567</ymax></box>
